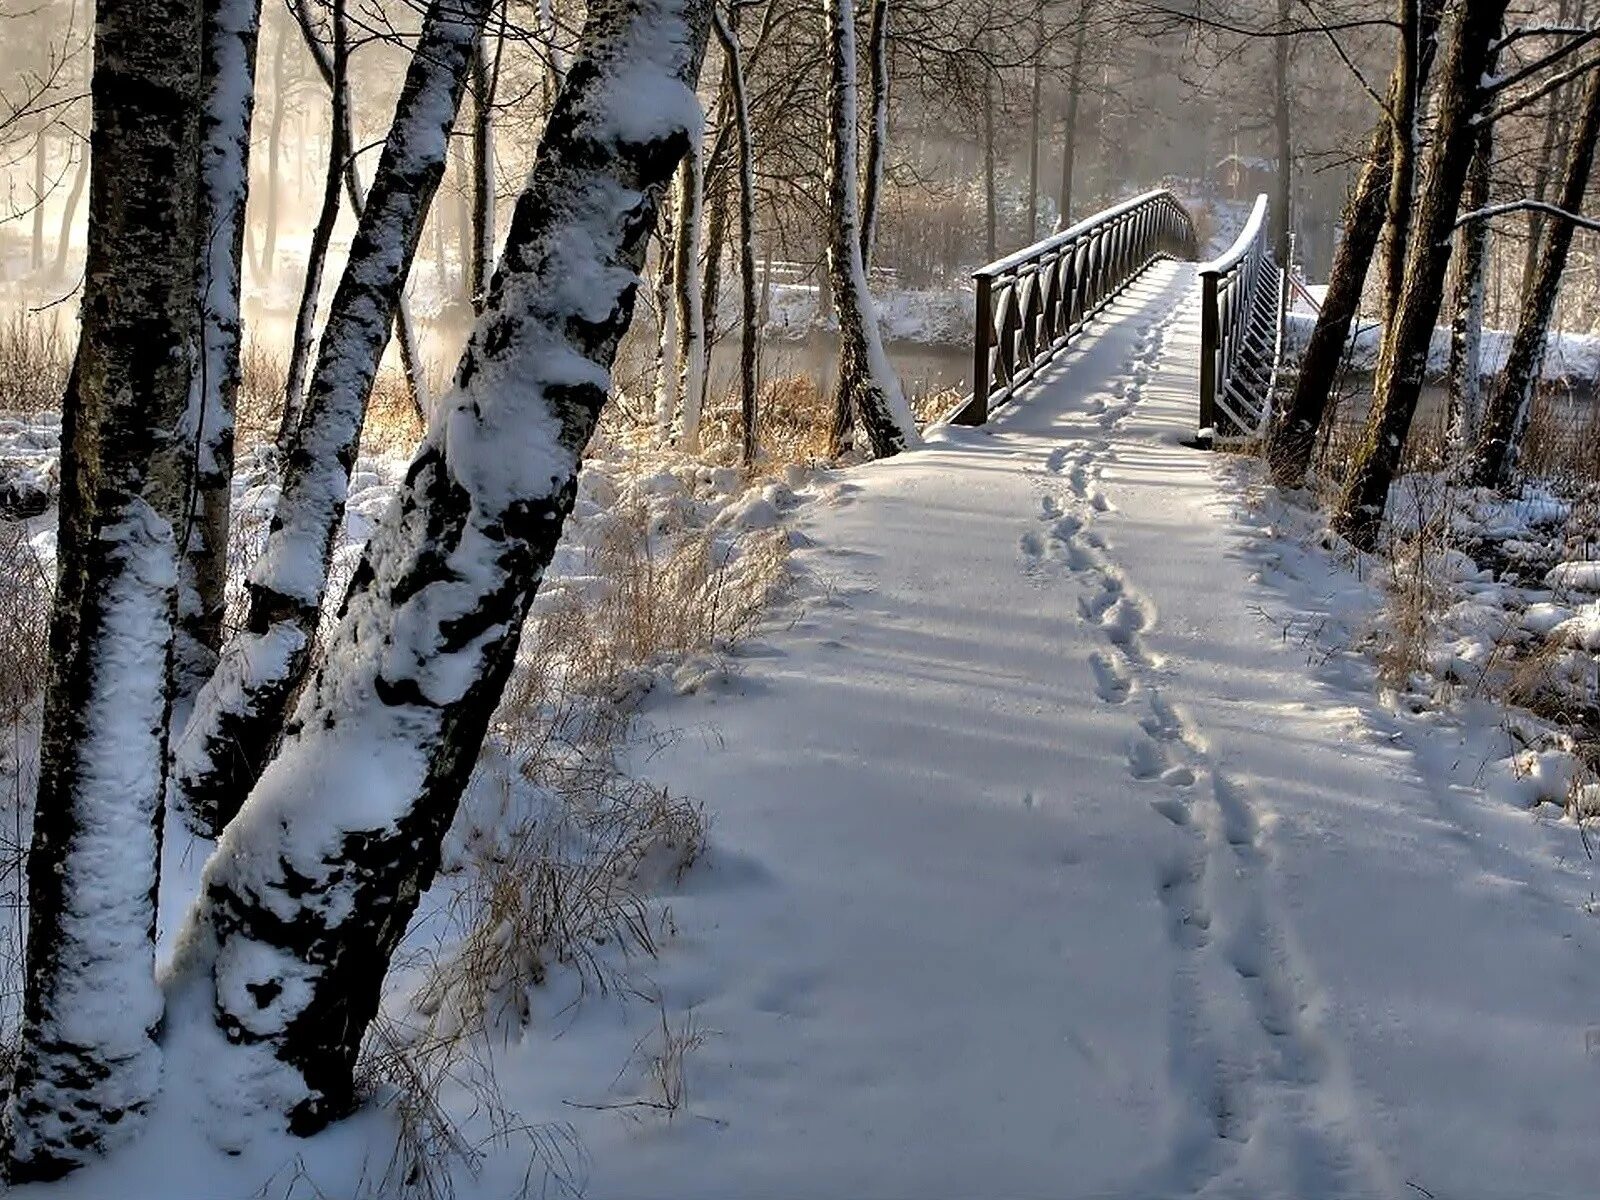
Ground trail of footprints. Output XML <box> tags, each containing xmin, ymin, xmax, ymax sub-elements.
<box><xmin>1022</xmin><ymin>302</ymin><xmax>1364</xmax><ymax>1190</ymax></box>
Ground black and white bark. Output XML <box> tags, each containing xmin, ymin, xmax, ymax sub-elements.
<box><xmin>651</xmin><ymin>203</ymin><xmax>679</xmax><ymax>440</ymax></box>
<box><xmin>712</xmin><ymin>8</ymin><xmax>759</xmax><ymax>465</ymax></box>
<box><xmin>1447</xmin><ymin>121</ymin><xmax>1493</xmax><ymax>453</ymax></box>
<box><xmin>1467</xmin><ymin>61</ymin><xmax>1600</xmax><ymax>488</ymax></box>
<box><xmin>178</xmin><ymin>0</ymin><xmax>265</xmax><ymax>708</ymax></box>
<box><xmin>1378</xmin><ymin>0</ymin><xmax>1419</xmax><ymax>328</ymax></box>
<box><xmin>825</xmin><ymin>0</ymin><xmax>917</xmax><ymax>459</ymax></box>
<box><xmin>1265</xmin><ymin>0</ymin><xmax>1445</xmax><ymax>488</ymax></box>
<box><xmin>167</xmin><ymin>0</ymin><xmax>711</xmax><ymax>1139</ymax></box>
<box><xmin>1334</xmin><ymin>0</ymin><xmax>1509</xmax><ymax>551</ymax></box>
<box><xmin>172</xmin><ymin>0</ymin><xmax>490</xmax><ymax>837</ymax></box>
<box><xmin>469</xmin><ymin>23</ymin><xmax>499</xmax><ymax>314</ymax></box>
<box><xmin>860</xmin><ymin>0</ymin><xmax>889</xmax><ymax>270</ymax></box>
<box><xmin>4</xmin><ymin>0</ymin><xmax>201</xmax><ymax>1178</ymax></box>
<box><xmin>671</xmin><ymin>133</ymin><xmax>707</xmax><ymax>451</ymax></box>
<box><xmin>279</xmin><ymin>0</ymin><xmax>350</xmax><ymax>447</ymax></box>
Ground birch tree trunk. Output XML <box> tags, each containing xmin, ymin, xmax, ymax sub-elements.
<box><xmin>168</xmin><ymin>0</ymin><xmax>712</xmax><ymax>1139</ymax></box>
<box><xmin>50</xmin><ymin>138</ymin><xmax>89</xmax><ymax>281</ymax></box>
<box><xmin>1378</xmin><ymin>0</ymin><xmax>1418</xmax><ymax>330</ymax></box>
<box><xmin>279</xmin><ymin>0</ymin><xmax>349</xmax><ymax>447</ymax></box>
<box><xmin>712</xmin><ymin>9</ymin><xmax>760</xmax><ymax>465</ymax></box>
<box><xmin>1466</xmin><ymin>63</ymin><xmax>1600</xmax><ymax>488</ymax></box>
<box><xmin>652</xmin><ymin>204</ymin><xmax>679</xmax><ymax>440</ymax></box>
<box><xmin>1447</xmin><ymin>122</ymin><xmax>1493</xmax><ymax>455</ymax></box>
<box><xmin>469</xmin><ymin>31</ymin><xmax>496</xmax><ymax>314</ymax></box>
<box><xmin>861</xmin><ymin>0</ymin><xmax>889</xmax><ymax>270</ymax></box>
<box><xmin>178</xmin><ymin>0</ymin><xmax>265</xmax><ymax>709</ymax></box>
<box><xmin>172</xmin><ymin>0</ymin><xmax>490</xmax><ymax>837</ymax></box>
<box><xmin>1334</xmin><ymin>0</ymin><xmax>1509</xmax><ymax>551</ymax></box>
<box><xmin>825</xmin><ymin>0</ymin><xmax>917</xmax><ymax>459</ymax></box>
<box><xmin>1265</xmin><ymin>0</ymin><xmax>1444</xmax><ymax>488</ymax></box>
<box><xmin>4</xmin><ymin>0</ymin><xmax>201</xmax><ymax>1177</ymax></box>
<box><xmin>672</xmin><ymin>136</ymin><xmax>707</xmax><ymax>452</ymax></box>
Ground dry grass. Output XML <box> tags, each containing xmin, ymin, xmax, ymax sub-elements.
<box><xmin>0</xmin><ymin>314</ymin><xmax>70</xmax><ymax>416</ymax></box>
<box><xmin>1374</xmin><ymin>477</ymin><xmax>1457</xmax><ymax>689</ymax></box>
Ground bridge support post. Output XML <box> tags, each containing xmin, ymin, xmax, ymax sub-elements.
<box><xmin>1198</xmin><ymin>267</ymin><xmax>1220</xmax><ymax>446</ymax></box>
<box><xmin>954</xmin><ymin>271</ymin><xmax>993</xmax><ymax>426</ymax></box>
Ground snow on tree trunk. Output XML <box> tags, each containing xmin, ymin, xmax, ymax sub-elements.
<box><xmin>673</xmin><ymin>131</ymin><xmax>707</xmax><ymax>452</ymax></box>
<box><xmin>178</xmin><ymin>0</ymin><xmax>265</xmax><ymax>710</ymax></box>
<box><xmin>712</xmin><ymin>9</ymin><xmax>759</xmax><ymax>465</ymax></box>
<box><xmin>172</xmin><ymin>0</ymin><xmax>491</xmax><ymax>837</ymax></box>
<box><xmin>860</xmin><ymin>0</ymin><xmax>888</xmax><ymax>270</ymax></box>
<box><xmin>825</xmin><ymin>0</ymin><xmax>917</xmax><ymax>460</ymax></box>
<box><xmin>1377</xmin><ymin>0</ymin><xmax>1418</xmax><ymax>330</ymax></box>
<box><xmin>165</xmin><ymin>0</ymin><xmax>711</xmax><ymax>1140</ymax></box>
<box><xmin>1467</xmin><ymin>63</ymin><xmax>1600</xmax><ymax>489</ymax></box>
<box><xmin>470</xmin><ymin>32</ymin><xmax>496</xmax><ymax>314</ymax></box>
<box><xmin>1333</xmin><ymin>0</ymin><xmax>1508</xmax><ymax>552</ymax></box>
<box><xmin>652</xmin><ymin>206</ymin><xmax>679</xmax><ymax>441</ymax></box>
<box><xmin>1448</xmin><ymin>125</ymin><xmax>1492</xmax><ymax>455</ymax></box>
<box><xmin>4</xmin><ymin>0</ymin><xmax>201</xmax><ymax>1179</ymax></box>
<box><xmin>1266</xmin><ymin>0</ymin><xmax>1445</xmax><ymax>489</ymax></box>
<box><xmin>279</xmin><ymin>0</ymin><xmax>349</xmax><ymax>448</ymax></box>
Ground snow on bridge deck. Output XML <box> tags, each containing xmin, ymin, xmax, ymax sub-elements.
<box><xmin>490</xmin><ymin>260</ymin><xmax>1600</xmax><ymax>1199</ymax></box>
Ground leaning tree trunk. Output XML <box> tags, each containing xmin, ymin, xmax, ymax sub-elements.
<box><xmin>279</xmin><ymin>0</ymin><xmax>350</xmax><ymax>446</ymax></box>
<box><xmin>1379</xmin><ymin>0</ymin><xmax>1419</xmax><ymax>329</ymax></box>
<box><xmin>4</xmin><ymin>0</ymin><xmax>201</xmax><ymax>1179</ymax></box>
<box><xmin>469</xmin><ymin>32</ymin><xmax>496</xmax><ymax>313</ymax></box>
<box><xmin>1467</xmin><ymin>63</ymin><xmax>1600</xmax><ymax>488</ymax></box>
<box><xmin>825</xmin><ymin>0</ymin><xmax>917</xmax><ymax>459</ymax></box>
<box><xmin>294</xmin><ymin>0</ymin><xmax>431</xmax><ymax>420</ymax></box>
<box><xmin>1054</xmin><ymin>0</ymin><xmax>1090</xmax><ymax>232</ymax></box>
<box><xmin>1447</xmin><ymin>120</ymin><xmax>1493</xmax><ymax>454</ymax></box>
<box><xmin>177</xmin><ymin>0</ymin><xmax>265</xmax><ymax>709</ymax></box>
<box><xmin>1266</xmin><ymin>0</ymin><xmax>1445</xmax><ymax>488</ymax></box>
<box><xmin>167</xmin><ymin>0</ymin><xmax>712</xmax><ymax>1141</ymax></box>
<box><xmin>1333</xmin><ymin>0</ymin><xmax>1509</xmax><ymax>551</ymax></box>
<box><xmin>713</xmin><ymin>9</ymin><xmax>760</xmax><ymax>465</ymax></box>
<box><xmin>171</xmin><ymin>0</ymin><xmax>490</xmax><ymax>837</ymax></box>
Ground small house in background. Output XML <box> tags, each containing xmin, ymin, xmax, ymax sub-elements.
<box><xmin>1213</xmin><ymin>154</ymin><xmax>1275</xmax><ymax>201</ymax></box>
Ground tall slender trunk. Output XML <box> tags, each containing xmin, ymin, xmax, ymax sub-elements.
<box><xmin>279</xmin><ymin>0</ymin><xmax>349</xmax><ymax>447</ymax></box>
<box><xmin>1521</xmin><ymin>0</ymin><xmax>1573</xmax><ymax>305</ymax></box>
<box><xmin>826</xmin><ymin>0</ymin><xmax>916</xmax><ymax>458</ymax></box>
<box><xmin>1272</xmin><ymin>0</ymin><xmax>1293</xmax><ymax>267</ymax></box>
<box><xmin>5</xmin><ymin>0</ymin><xmax>201</xmax><ymax>1178</ymax></box>
<box><xmin>1266</xmin><ymin>0</ymin><xmax>1445</xmax><ymax>487</ymax></box>
<box><xmin>672</xmin><ymin>137</ymin><xmax>707</xmax><ymax>451</ymax></box>
<box><xmin>50</xmin><ymin>137</ymin><xmax>89</xmax><ymax>281</ymax></box>
<box><xmin>1379</xmin><ymin>0</ymin><xmax>1419</xmax><ymax>328</ymax></box>
<box><xmin>1026</xmin><ymin>3</ymin><xmax>1043</xmax><ymax>242</ymax></box>
<box><xmin>982</xmin><ymin>56</ymin><xmax>997</xmax><ymax>261</ymax></box>
<box><xmin>468</xmin><ymin>32</ymin><xmax>495</xmax><ymax>313</ymax></box>
<box><xmin>172</xmin><ymin>0</ymin><xmax>490</xmax><ymax>837</ymax></box>
<box><xmin>31</xmin><ymin>134</ymin><xmax>47</xmax><ymax>272</ymax></box>
<box><xmin>1447</xmin><ymin>115</ymin><xmax>1493</xmax><ymax>454</ymax></box>
<box><xmin>713</xmin><ymin>10</ymin><xmax>760</xmax><ymax>466</ymax></box>
<box><xmin>178</xmin><ymin>0</ymin><xmax>265</xmax><ymax>710</ymax></box>
<box><xmin>1334</xmin><ymin>0</ymin><xmax>1509</xmax><ymax>551</ymax></box>
<box><xmin>169</xmin><ymin>0</ymin><xmax>712</xmax><ymax>1140</ymax></box>
<box><xmin>262</xmin><ymin>22</ymin><xmax>287</xmax><ymax>278</ymax></box>
<box><xmin>1467</xmin><ymin>63</ymin><xmax>1600</xmax><ymax>488</ymax></box>
<box><xmin>1055</xmin><ymin>1</ymin><xmax>1090</xmax><ymax>232</ymax></box>
<box><xmin>861</xmin><ymin>0</ymin><xmax>889</xmax><ymax>270</ymax></box>
<box><xmin>652</xmin><ymin>204</ymin><xmax>679</xmax><ymax>441</ymax></box>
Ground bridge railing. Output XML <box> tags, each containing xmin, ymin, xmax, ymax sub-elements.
<box><xmin>1197</xmin><ymin>193</ymin><xmax>1286</xmax><ymax>443</ymax></box>
<box><xmin>952</xmin><ymin>190</ymin><xmax>1198</xmax><ymax>425</ymax></box>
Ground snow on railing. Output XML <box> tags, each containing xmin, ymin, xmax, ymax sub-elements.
<box><xmin>1197</xmin><ymin>192</ymin><xmax>1286</xmax><ymax>443</ymax></box>
<box><xmin>952</xmin><ymin>189</ymin><xmax>1198</xmax><ymax>425</ymax></box>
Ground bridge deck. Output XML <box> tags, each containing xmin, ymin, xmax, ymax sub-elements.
<box><xmin>501</xmin><ymin>260</ymin><xmax>1600</xmax><ymax>1199</ymax></box>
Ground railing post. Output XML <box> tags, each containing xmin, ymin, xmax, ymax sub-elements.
<box><xmin>1198</xmin><ymin>268</ymin><xmax>1220</xmax><ymax>444</ymax></box>
<box><xmin>955</xmin><ymin>271</ymin><xmax>993</xmax><ymax>426</ymax></box>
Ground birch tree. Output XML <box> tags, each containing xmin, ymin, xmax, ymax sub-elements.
<box><xmin>825</xmin><ymin>0</ymin><xmax>917</xmax><ymax>459</ymax></box>
<box><xmin>713</xmin><ymin>6</ymin><xmax>760</xmax><ymax>464</ymax></box>
<box><xmin>172</xmin><ymin>0</ymin><xmax>491</xmax><ymax>836</ymax></box>
<box><xmin>167</xmin><ymin>0</ymin><xmax>712</xmax><ymax>1138</ymax></box>
<box><xmin>179</xmin><ymin>0</ymin><xmax>265</xmax><ymax>706</ymax></box>
<box><xmin>4</xmin><ymin>0</ymin><xmax>201</xmax><ymax>1177</ymax></box>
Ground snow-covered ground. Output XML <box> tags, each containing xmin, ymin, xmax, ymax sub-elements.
<box><xmin>10</xmin><ymin>261</ymin><xmax>1600</xmax><ymax>1199</ymax></box>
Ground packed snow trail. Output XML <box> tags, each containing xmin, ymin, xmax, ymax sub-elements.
<box><xmin>479</xmin><ymin>259</ymin><xmax>1600</xmax><ymax>1200</ymax></box>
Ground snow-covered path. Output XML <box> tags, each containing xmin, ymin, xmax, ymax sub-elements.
<box><xmin>497</xmin><ymin>262</ymin><xmax>1600</xmax><ymax>1199</ymax></box>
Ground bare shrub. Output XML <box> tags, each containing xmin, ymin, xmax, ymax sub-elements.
<box><xmin>1376</xmin><ymin>477</ymin><xmax>1457</xmax><ymax>688</ymax></box>
<box><xmin>361</xmin><ymin>367</ymin><xmax>426</xmax><ymax>458</ymax></box>
<box><xmin>235</xmin><ymin>342</ymin><xmax>286</xmax><ymax>449</ymax></box>
<box><xmin>566</xmin><ymin>1001</ymin><xmax>714</xmax><ymax>1123</ymax></box>
<box><xmin>0</xmin><ymin>314</ymin><xmax>70</xmax><ymax>416</ymax></box>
